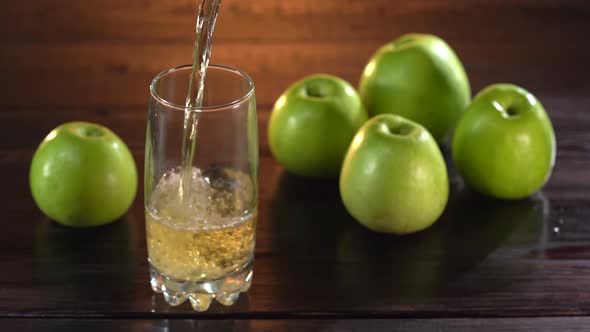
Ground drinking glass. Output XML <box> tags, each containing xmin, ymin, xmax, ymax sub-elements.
<box><xmin>145</xmin><ymin>64</ymin><xmax>258</xmax><ymax>311</ymax></box>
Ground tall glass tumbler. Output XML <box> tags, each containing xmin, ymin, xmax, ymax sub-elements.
<box><xmin>145</xmin><ymin>64</ymin><xmax>258</xmax><ymax>311</ymax></box>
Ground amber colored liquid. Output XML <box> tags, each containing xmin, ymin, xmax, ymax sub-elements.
<box><xmin>146</xmin><ymin>167</ymin><xmax>256</xmax><ymax>281</ymax></box>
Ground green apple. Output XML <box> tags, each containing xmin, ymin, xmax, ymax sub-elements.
<box><xmin>268</xmin><ymin>74</ymin><xmax>368</xmax><ymax>178</ymax></box>
<box><xmin>339</xmin><ymin>114</ymin><xmax>449</xmax><ymax>234</ymax></box>
<box><xmin>30</xmin><ymin>122</ymin><xmax>138</xmax><ymax>227</ymax></box>
<box><xmin>359</xmin><ymin>33</ymin><xmax>471</xmax><ymax>143</ymax></box>
<box><xmin>452</xmin><ymin>84</ymin><xmax>555</xmax><ymax>199</ymax></box>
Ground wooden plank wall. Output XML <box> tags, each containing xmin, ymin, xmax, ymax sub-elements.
<box><xmin>0</xmin><ymin>0</ymin><xmax>588</xmax><ymax>109</ymax></box>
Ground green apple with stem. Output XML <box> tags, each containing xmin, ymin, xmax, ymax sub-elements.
<box><xmin>339</xmin><ymin>114</ymin><xmax>449</xmax><ymax>234</ymax></box>
<box><xmin>268</xmin><ymin>74</ymin><xmax>368</xmax><ymax>178</ymax></box>
<box><xmin>30</xmin><ymin>122</ymin><xmax>138</xmax><ymax>227</ymax></box>
<box><xmin>452</xmin><ymin>84</ymin><xmax>556</xmax><ymax>199</ymax></box>
<box><xmin>359</xmin><ymin>33</ymin><xmax>471</xmax><ymax>143</ymax></box>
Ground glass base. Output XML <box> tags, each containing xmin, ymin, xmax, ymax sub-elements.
<box><xmin>149</xmin><ymin>260</ymin><xmax>253</xmax><ymax>311</ymax></box>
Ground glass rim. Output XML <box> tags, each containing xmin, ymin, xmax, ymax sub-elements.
<box><xmin>149</xmin><ymin>64</ymin><xmax>255</xmax><ymax>112</ymax></box>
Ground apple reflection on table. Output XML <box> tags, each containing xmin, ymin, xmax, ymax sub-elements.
<box><xmin>32</xmin><ymin>213</ymin><xmax>142</xmax><ymax>307</ymax></box>
<box><xmin>270</xmin><ymin>172</ymin><xmax>549</xmax><ymax>308</ymax></box>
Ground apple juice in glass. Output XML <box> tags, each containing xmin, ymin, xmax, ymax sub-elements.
<box><xmin>145</xmin><ymin>64</ymin><xmax>258</xmax><ymax>311</ymax></box>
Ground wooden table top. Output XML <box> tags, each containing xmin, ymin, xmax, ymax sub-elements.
<box><xmin>1</xmin><ymin>0</ymin><xmax>589</xmax><ymax>330</ymax></box>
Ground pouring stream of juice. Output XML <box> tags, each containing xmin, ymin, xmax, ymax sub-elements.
<box><xmin>180</xmin><ymin>0</ymin><xmax>222</xmax><ymax>202</ymax></box>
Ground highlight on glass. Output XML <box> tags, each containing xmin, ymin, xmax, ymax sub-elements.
<box><xmin>145</xmin><ymin>64</ymin><xmax>258</xmax><ymax>311</ymax></box>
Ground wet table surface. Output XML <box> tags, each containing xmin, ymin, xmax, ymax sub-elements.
<box><xmin>1</xmin><ymin>0</ymin><xmax>590</xmax><ymax>330</ymax></box>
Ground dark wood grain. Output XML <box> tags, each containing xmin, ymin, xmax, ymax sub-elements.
<box><xmin>0</xmin><ymin>0</ymin><xmax>588</xmax><ymax>107</ymax></box>
<box><xmin>2</xmin><ymin>0</ymin><xmax>588</xmax><ymax>43</ymax></box>
<box><xmin>1</xmin><ymin>0</ymin><xmax>590</xmax><ymax>329</ymax></box>
<box><xmin>3</xmin><ymin>317</ymin><xmax>590</xmax><ymax>332</ymax></box>
<box><xmin>0</xmin><ymin>102</ymin><xmax>589</xmax><ymax>318</ymax></box>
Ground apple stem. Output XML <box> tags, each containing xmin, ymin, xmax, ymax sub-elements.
<box><xmin>388</xmin><ymin>123</ymin><xmax>415</xmax><ymax>136</ymax></box>
<box><xmin>80</xmin><ymin>127</ymin><xmax>104</xmax><ymax>137</ymax></box>
<box><xmin>506</xmin><ymin>107</ymin><xmax>518</xmax><ymax>116</ymax></box>
<box><xmin>304</xmin><ymin>83</ymin><xmax>330</xmax><ymax>98</ymax></box>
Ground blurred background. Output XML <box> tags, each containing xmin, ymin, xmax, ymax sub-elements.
<box><xmin>0</xmin><ymin>0</ymin><xmax>587</xmax><ymax>114</ymax></box>
<box><xmin>0</xmin><ymin>0</ymin><xmax>587</xmax><ymax>222</ymax></box>
<box><xmin>0</xmin><ymin>0</ymin><xmax>588</xmax><ymax>207</ymax></box>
